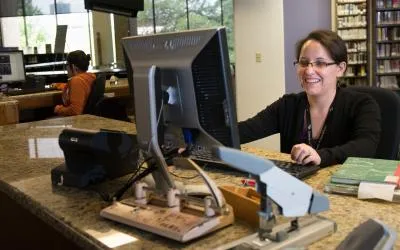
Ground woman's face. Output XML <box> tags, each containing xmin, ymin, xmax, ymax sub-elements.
<box><xmin>296</xmin><ymin>39</ymin><xmax>346</xmax><ymax>97</ymax></box>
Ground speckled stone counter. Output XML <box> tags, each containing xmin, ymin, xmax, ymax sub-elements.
<box><xmin>0</xmin><ymin>115</ymin><xmax>399</xmax><ymax>249</ymax></box>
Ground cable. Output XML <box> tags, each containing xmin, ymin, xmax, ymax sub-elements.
<box><xmin>107</xmin><ymin>156</ymin><xmax>157</xmax><ymax>202</ymax></box>
<box><xmin>96</xmin><ymin>155</ymin><xmax>152</xmax><ymax>202</ymax></box>
<box><xmin>111</xmin><ymin>159</ymin><xmax>158</xmax><ymax>201</ymax></box>
<box><xmin>146</xmin><ymin>100</ymin><xmax>164</xmax><ymax>154</ymax></box>
<box><xmin>168</xmin><ymin>170</ymin><xmax>199</xmax><ymax>180</ymax></box>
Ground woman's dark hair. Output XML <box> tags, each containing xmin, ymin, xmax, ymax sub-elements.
<box><xmin>66</xmin><ymin>50</ymin><xmax>91</xmax><ymax>71</ymax></box>
<box><xmin>295</xmin><ymin>30</ymin><xmax>347</xmax><ymax>64</ymax></box>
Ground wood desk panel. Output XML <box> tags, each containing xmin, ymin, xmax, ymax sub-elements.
<box><xmin>0</xmin><ymin>98</ymin><xmax>19</xmax><ymax>124</ymax></box>
<box><xmin>12</xmin><ymin>90</ymin><xmax>62</xmax><ymax>110</ymax></box>
<box><xmin>0</xmin><ymin>116</ymin><xmax>398</xmax><ymax>249</ymax></box>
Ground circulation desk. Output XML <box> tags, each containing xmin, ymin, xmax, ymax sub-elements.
<box><xmin>0</xmin><ymin>115</ymin><xmax>399</xmax><ymax>249</ymax></box>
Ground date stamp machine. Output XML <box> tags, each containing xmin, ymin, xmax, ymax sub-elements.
<box><xmin>213</xmin><ymin>147</ymin><xmax>336</xmax><ymax>249</ymax></box>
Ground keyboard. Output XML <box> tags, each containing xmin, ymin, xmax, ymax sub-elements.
<box><xmin>6</xmin><ymin>87</ymin><xmax>59</xmax><ymax>96</ymax></box>
<box><xmin>269</xmin><ymin>159</ymin><xmax>320</xmax><ymax>179</ymax></box>
<box><xmin>190</xmin><ymin>149</ymin><xmax>319</xmax><ymax>179</ymax></box>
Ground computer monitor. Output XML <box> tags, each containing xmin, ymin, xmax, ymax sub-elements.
<box><xmin>84</xmin><ymin>0</ymin><xmax>144</xmax><ymax>17</ymax></box>
<box><xmin>54</xmin><ymin>25</ymin><xmax>68</xmax><ymax>54</ymax></box>
<box><xmin>0</xmin><ymin>50</ymin><xmax>26</xmax><ymax>84</ymax></box>
<box><xmin>122</xmin><ymin>27</ymin><xmax>240</xmax><ymax>191</ymax></box>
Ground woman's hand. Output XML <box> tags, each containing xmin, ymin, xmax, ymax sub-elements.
<box><xmin>290</xmin><ymin>143</ymin><xmax>321</xmax><ymax>165</ymax></box>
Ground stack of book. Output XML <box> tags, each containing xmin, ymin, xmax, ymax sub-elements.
<box><xmin>324</xmin><ymin>157</ymin><xmax>400</xmax><ymax>202</ymax></box>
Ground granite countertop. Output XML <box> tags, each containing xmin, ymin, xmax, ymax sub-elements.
<box><xmin>0</xmin><ymin>115</ymin><xmax>399</xmax><ymax>249</ymax></box>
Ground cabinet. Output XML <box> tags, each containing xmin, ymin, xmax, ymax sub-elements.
<box><xmin>335</xmin><ymin>0</ymin><xmax>369</xmax><ymax>86</ymax></box>
<box><xmin>373</xmin><ymin>0</ymin><xmax>400</xmax><ymax>88</ymax></box>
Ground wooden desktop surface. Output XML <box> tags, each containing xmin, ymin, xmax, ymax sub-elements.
<box><xmin>8</xmin><ymin>78</ymin><xmax>130</xmax><ymax>111</ymax></box>
<box><xmin>0</xmin><ymin>115</ymin><xmax>398</xmax><ymax>249</ymax></box>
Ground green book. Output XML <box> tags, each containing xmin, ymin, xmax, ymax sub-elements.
<box><xmin>324</xmin><ymin>182</ymin><xmax>359</xmax><ymax>195</ymax></box>
<box><xmin>330</xmin><ymin>157</ymin><xmax>400</xmax><ymax>185</ymax></box>
<box><xmin>324</xmin><ymin>181</ymin><xmax>400</xmax><ymax>203</ymax></box>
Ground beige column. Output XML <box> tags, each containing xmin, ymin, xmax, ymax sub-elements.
<box><xmin>91</xmin><ymin>11</ymin><xmax>114</xmax><ymax>67</ymax></box>
<box><xmin>113</xmin><ymin>15</ymin><xmax>130</xmax><ymax>67</ymax></box>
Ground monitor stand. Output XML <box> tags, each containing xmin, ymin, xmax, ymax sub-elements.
<box><xmin>100</xmin><ymin>158</ymin><xmax>234</xmax><ymax>242</ymax></box>
<box><xmin>100</xmin><ymin>66</ymin><xmax>233</xmax><ymax>241</ymax></box>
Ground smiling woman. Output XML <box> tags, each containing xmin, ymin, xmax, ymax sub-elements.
<box><xmin>238</xmin><ymin>30</ymin><xmax>381</xmax><ymax>167</ymax></box>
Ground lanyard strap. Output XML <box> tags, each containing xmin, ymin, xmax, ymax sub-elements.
<box><xmin>305</xmin><ymin>104</ymin><xmax>334</xmax><ymax>150</ymax></box>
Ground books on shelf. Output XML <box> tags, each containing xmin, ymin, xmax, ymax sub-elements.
<box><xmin>325</xmin><ymin>157</ymin><xmax>400</xmax><ymax>202</ymax></box>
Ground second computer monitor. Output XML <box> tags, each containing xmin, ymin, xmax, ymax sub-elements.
<box><xmin>122</xmin><ymin>27</ymin><xmax>240</xmax><ymax>155</ymax></box>
<box><xmin>0</xmin><ymin>50</ymin><xmax>25</xmax><ymax>84</ymax></box>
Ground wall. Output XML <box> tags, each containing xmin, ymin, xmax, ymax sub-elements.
<box><xmin>234</xmin><ymin>0</ymin><xmax>284</xmax><ymax>151</ymax></box>
<box><xmin>113</xmin><ymin>15</ymin><xmax>130</xmax><ymax>67</ymax></box>
<box><xmin>283</xmin><ymin>0</ymin><xmax>332</xmax><ymax>94</ymax></box>
<box><xmin>91</xmin><ymin>11</ymin><xmax>114</xmax><ymax>67</ymax></box>
<box><xmin>90</xmin><ymin>13</ymin><xmax>134</xmax><ymax>67</ymax></box>
<box><xmin>234</xmin><ymin>0</ymin><xmax>331</xmax><ymax>151</ymax></box>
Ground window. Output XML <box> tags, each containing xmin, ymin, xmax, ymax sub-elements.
<box><xmin>55</xmin><ymin>0</ymin><xmax>86</xmax><ymax>14</ymax></box>
<box><xmin>136</xmin><ymin>0</ymin><xmax>234</xmax><ymax>61</ymax></box>
<box><xmin>137</xmin><ymin>0</ymin><xmax>155</xmax><ymax>35</ymax></box>
<box><xmin>1</xmin><ymin>17</ymin><xmax>25</xmax><ymax>49</ymax></box>
<box><xmin>154</xmin><ymin>0</ymin><xmax>188</xmax><ymax>33</ymax></box>
<box><xmin>57</xmin><ymin>13</ymin><xmax>90</xmax><ymax>54</ymax></box>
<box><xmin>25</xmin><ymin>15</ymin><xmax>57</xmax><ymax>53</ymax></box>
<box><xmin>25</xmin><ymin>0</ymin><xmax>54</xmax><ymax>15</ymax></box>
<box><xmin>188</xmin><ymin>0</ymin><xmax>221</xmax><ymax>30</ymax></box>
<box><xmin>0</xmin><ymin>0</ymin><xmax>89</xmax><ymax>54</ymax></box>
<box><xmin>222</xmin><ymin>0</ymin><xmax>234</xmax><ymax>62</ymax></box>
<box><xmin>1</xmin><ymin>0</ymin><xmax>234</xmax><ymax>63</ymax></box>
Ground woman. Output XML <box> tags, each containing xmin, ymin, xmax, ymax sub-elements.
<box><xmin>238</xmin><ymin>30</ymin><xmax>381</xmax><ymax>167</ymax></box>
<box><xmin>54</xmin><ymin>50</ymin><xmax>96</xmax><ymax>116</ymax></box>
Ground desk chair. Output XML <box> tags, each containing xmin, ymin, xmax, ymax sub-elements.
<box><xmin>348</xmin><ymin>86</ymin><xmax>400</xmax><ymax>160</ymax></box>
<box><xmin>96</xmin><ymin>96</ymin><xmax>130</xmax><ymax>122</ymax></box>
<box><xmin>83</xmin><ymin>74</ymin><xmax>106</xmax><ymax>115</ymax></box>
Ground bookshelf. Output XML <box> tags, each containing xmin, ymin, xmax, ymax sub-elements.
<box><xmin>373</xmin><ymin>0</ymin><xmax>400</xmax><ymax>89</ymax></box>
<box><xmin>335</xmin><ymin>0</ymin><xmax>369</xmax><ymax>86</ymax></box>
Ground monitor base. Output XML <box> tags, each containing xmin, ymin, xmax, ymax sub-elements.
<box><xmin>100</xmin><ymin>197</ymin><xmax>234</xmax><ymax>242</ymax></box>
<box><xmin>216</xmin><ymin>215</ymin><xmax>336</xmax><ymax>249</ymax></box>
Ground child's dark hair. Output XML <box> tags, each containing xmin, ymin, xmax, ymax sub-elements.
<box><xmin>66</xmin><ymin>50</ymin><xmax>91</xmax><ymax>71</ymax></box>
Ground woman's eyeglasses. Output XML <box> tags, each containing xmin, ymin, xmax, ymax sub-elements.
<box><xmin>293</xmin><ymin>60</ymin><xmax>337</xmax><ymax>70</ymax></box>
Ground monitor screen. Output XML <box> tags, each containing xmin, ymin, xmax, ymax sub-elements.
<box><xmin>122</xmin><ymin>27</ymin><xmax>240</xmax><ymax>190</ymax></box>
<box><xmin>54</xmin><ymin>25</ymin><xmax>68</xmax><ymax>54</ymax></box>
<box><xmin>0</xmin><ymin>50</ymin><xmax>26</xmax><ymax>84</ymax></box>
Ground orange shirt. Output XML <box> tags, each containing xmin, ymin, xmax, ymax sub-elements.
<box><xmin>54</xmin><ymin>72</ymin><xmax>96</xmax><ymax>116</ymax></box>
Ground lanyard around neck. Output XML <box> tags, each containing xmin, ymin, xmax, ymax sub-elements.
<box><xmin>305</xmin><ymin>104</ymin><xmax>334</xmax><ymax>150</ymax></box>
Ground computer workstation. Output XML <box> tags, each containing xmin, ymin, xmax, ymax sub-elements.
<box><xmin>0</xmin><ymin>26</ymin><xmax>396</xmax><ymax>247</ymax></box>
<box><xmin>0</xmin><ymin>50</ymin><xmax>26</xmax><ymax>88</ymax></box>
<box><xmin>0</xmin><ymin>50</ymin><xmax>130</xmax><ymax>123</ymax></box>
<box><xmin>0</xmin><ymin>49</ymin><xmax>62</xmax><ymax>96</ymax></box>
<box><xmin>80</xmin><ymin>27</ymin><xmax>332</xmax><ymax>246</ymax></box>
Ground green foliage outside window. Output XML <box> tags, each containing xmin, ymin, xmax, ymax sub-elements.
<box><xmin>137</xmin><ymin>0</ymin><xmax>235</xmax><ymax>62</ymax></box>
